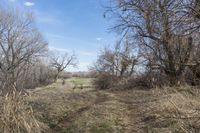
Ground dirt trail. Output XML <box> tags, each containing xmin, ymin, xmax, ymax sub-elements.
<box><xmin>57</xmin><ymin>91</ymin><xmax>110</xmax><ymax>128</ymax></box>
<box><xmin>30</xmin><ymin>82</ymin><xmax>154</xmax><ymax>133</ymax></box>
<box><xmin>30</xmin><ymin>81</ymin><xmax>200</xmax><ymax>133</ymax></box>
<box><xmin>56</xmin><ymin>89</ymin><xmax>153</xmax><ymax>132</ymax></box>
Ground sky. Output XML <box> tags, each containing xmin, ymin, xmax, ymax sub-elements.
<box><xmin>1</xmin><ymin>0</ymin><xmax>117</xmax><ymax>71</ymax></box>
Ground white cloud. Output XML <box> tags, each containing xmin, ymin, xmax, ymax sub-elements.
<box><xmin>96</xmin><ymin>37</ymin><xmax>102</xmax><ymax>41</ymax></box>
<box><xmin>24</xmin><ymin>2</ymin><xmax>35</xmax><ymax>7</ymax></box>
<box><xmin>49</xmin><ymin>46</ymin><xmax>70</xmax><ymax>52</ymax></box>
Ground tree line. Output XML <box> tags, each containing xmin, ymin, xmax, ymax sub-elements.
<box><xmin>0</xmin><ymin>8</ymin><xmax>76</xmax><ymax>93</ymax></box>
<box><xmin>92</xmin><ymin>0</ymin><xmax>200</xmax><ymax>89</ymax></box>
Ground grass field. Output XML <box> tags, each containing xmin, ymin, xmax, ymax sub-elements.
<box><xmin>27</xmin><ymin>78</ymin><xmax>200</xmax><ymax>133</ymax></box>
<box><xmin>66</xmin><ymin>77</ymin><xmax>94</xmax><ymax>87</ymax></box>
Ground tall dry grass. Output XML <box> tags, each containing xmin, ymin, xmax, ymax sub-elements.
<box><xmin>0</xmin><ymin>88</ymin><xmax>44</xmax><ymax>133</ymax></box>
<box><xmin>145</xmin><ymin>86</ymin><xmax>200</xmax><ymax>132</ymax></box>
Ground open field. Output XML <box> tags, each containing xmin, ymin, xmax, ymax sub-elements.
<box><xmin>65</xmin><ymin>77</ymin><xmax>94</xmax><ymax>88</ymax></box>
<box><xmin>26</xmin><ymin>78</ymin><xmax>200</xmax><ymax>133</ymax></box>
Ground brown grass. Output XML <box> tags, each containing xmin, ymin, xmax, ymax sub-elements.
<box><xmin>17</xmin><ymin>78</ymin><xmax>200</xmax><ymax>132</ymax></box>
<box><xmin>0</xmin><ymin>89</ymin><xmax>45</xmax><ymax>133</ymax></box>
<box><xmin>27</xmin><ymin>80</ymin><xmax>144</xmax><ymax>132</ymax></box>
<box><xmin>144</xmin><ymin>86</ymin><xmax>200</xmax><ymax>132</ymax></box>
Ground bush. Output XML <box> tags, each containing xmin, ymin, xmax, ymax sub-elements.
<box><xmin>93</xmin><ymin>73</ymin><xmax>119</xmax><ymax>90</ymax></box>
<box><xmin>111</xmin><ymin>75</ymin><xmax>152</xmax><ymax>90</ymax></box>
<box><xmin>0</xmin><ymin>88</ymin><xmax>44</xmax><ymax>133</ymax></box>
<box><xmin>93</xmin><ymin>71</ymin><xmax>170</xmax><ymax>90</ymax></box>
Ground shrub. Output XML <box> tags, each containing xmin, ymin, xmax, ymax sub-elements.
<box><xmin>113</xmin><ymin>75</ymin><xmax>152</xmax><ymax>90</ymax></box>
<box><xmin>93</xmin><ymin>73</ymin><xmax>119</xmax><ymax>90</ymax></box>
<box><xmin>93</xmin><ymin>71</ymin><xmax>170</xmax><ymax>90</ymax></box>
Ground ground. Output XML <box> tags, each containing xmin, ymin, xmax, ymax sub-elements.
<box><xmin>28</xmin><ymin>78</ymin><xmax>200</xmax><ymax>133</ymax></box>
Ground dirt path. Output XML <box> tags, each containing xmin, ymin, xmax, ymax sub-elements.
<box><xmin>29</xmin><ymin>81</ymin><xmax>200</xmax><ymax>133</ymax></box>
<box><xmin>56</xmin><ymin>90</ymin><xmax>154</xmax><ymax>132</ymax></box>
<box><xmin>30</xmin><ymin>82</ymin><xmax>154</xmax><ymax>133</ymax></box>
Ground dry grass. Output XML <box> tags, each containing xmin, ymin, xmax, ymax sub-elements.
<box><xmin>0</xmin><ymin>89</ymin><xmax>45</xmax><ymax>133</ymax></box>
<box><xmin>1</xmin><ymin>78</ymin><xmax>200</xmax><ymax>133</ymax></box>
<box><xmin>24</xmin><ymin>78</ymin><xmax>200</xmax><ymax>133</ymax></box>
<box><xmin>28</xmin><ymin>79</ymin><xmax>146</xmax><ymax>132</ymax></box>
<box><xmin>144</xmin><ymin>86</ymin><xmax>200</xmax><ymax>132</ymax></box>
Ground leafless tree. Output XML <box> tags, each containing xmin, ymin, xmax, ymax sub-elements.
<box><xmin>21</xmin><ymin>58</ymin><xmax>55</xmax><ymax>89</ymax></box>
<box><xmin>0</xmin><ymin>8</ymin><xmax>47</xmax><ymax>91</ymax></box>
<box><xmin>189</xmin><ymin>0</ymin><xmax>200</xmax><ymax>20</ymax></box>
<box><xmin>107</xmin><ymin>0</ymin><xmax>200</xmax><ymax>85</ymax></box>
<box><xmin>93</xmin><ymin>39</ymin><xmax>139</xmax><ymax>77</ymax></box>
<box><xmin>49</xmin><ymin>51</ymin><xmax>77</xmax><ymax>82</ymax></box>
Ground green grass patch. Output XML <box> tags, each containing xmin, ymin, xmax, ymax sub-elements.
<box><xmin>66</xmin><ymin>77</ymin><xmax>94</xmax><ymax>86</ymax></box>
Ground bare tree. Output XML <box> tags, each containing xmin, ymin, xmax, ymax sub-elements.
<box><xmin>189</xmin><ymin>0</ymin><xmax>200</xmax><ymax>20</ymax></box>
<box><xmin>49</xmin><ymin>52</ymin><xmax>77</xmax><ymax>82</ymax></box>
<box><xmin>21</xmin><ymin>58</ymin><xmax>55</xmax><ymax>89</ymax></box>
<box><xmin>0</xmin><ymin>8</ymin><xmax>47</xmax><ymax>91</ymax></box>
<box><xmin>93</xmin><ymin>39</ymin><xmax>138</xmax><ymax>77</ymax></box>
<box><xmin>107</xmin><ymin>0</ymin><xmax>200</xmax><ymax>85</ymax></box>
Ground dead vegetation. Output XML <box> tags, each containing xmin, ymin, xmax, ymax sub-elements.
<box><xmin>0</xmin><ymin>88</ymin><xmax>45</xmax><ymax>133</ymax></box>
<box><xmin>143</xmin><ymin>86</ymin><xmax>200</xmax><ymax>132</ymax></box>
<box><xmin>0</xmin><ymin>77</ymin><xmax>199</xmax><ymax>133</ymax></box>
<box><xmin>26</xmin><ymin>79</ymin><xmax>144</xmax><ymax>132</ymax></box>
<box><xmin>20</xmin><ymin>79</ymin><xmax>200</xmax><ymax>133</ymax></box>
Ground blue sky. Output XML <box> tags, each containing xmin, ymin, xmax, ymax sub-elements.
<box><xmin>2</xmin><ymin>0</ymin><xmax>117</xmax><ymax>71</ymax></box>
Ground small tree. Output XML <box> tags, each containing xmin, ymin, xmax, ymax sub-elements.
<box><xmin>49</xmin><ymin>52</ymin><xmax>77</xmax><ymax>82</ymax></box>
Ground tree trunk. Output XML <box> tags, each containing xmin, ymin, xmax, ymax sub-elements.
<box><xmin>54</xmin><ymin>72</ymin><xmax>60</xmax><ymax>82</ymax></box>
<box><xmin>168</xmin><ymin>74</ymin><xmax>180</xmax><ymax>86</ymax></box>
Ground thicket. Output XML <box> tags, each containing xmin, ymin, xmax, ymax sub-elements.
<box><xmin>92</xmin><ymin>0</ymin><xmax>200</xmax><ymax>90</ymax></box>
